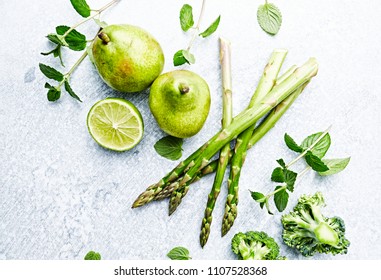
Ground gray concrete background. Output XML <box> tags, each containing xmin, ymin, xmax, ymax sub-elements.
<box><xmin>1</xmin><ymin>0</ymin><xmax>380</xmax><ymax>260</ymax></box>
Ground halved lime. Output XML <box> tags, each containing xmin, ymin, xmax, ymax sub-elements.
<box><xmin>87</xmin><ymin>98</ymin><xmax>144</xmax><ymax>152</ymax></box>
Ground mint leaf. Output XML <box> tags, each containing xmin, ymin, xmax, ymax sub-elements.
<box><xmin>46</xmin><ymin>34</ymin><xmax>63</xmax><ymax>45</ymax></box>
<box><xmin>70</xmin><ymin>0</ymin><xmax>91</xmax><ymax>18</ymax></box>
<box><xmin>84</xmin><ymin>251</ymin><xmax>101</xmax><ymax>260</ymax></box>
<box><xmin>199</xmin><ymin>15</ymin><xmax>221</xmax><ymax>38</ymax></box>
<box><xmin>180</xmin><ymin>4</ymin><xmax>194</xmax><ymax>31</ymax></box>
<box><xmin>173</xmin><ymin>50</ymin><xmax>187</xmax><ymax>66</ymax></box>
<box><xmin>154</xmin><ymin>136</ymin><xmax>183</xmax><ymax>160</ymax></box>
<box><xmin>39</xmin><ymin>63</ymin><xmax>64</xmax><ymax>81</ymax></box>
<box><xmin>301</xmin><ymin>132</ymin><xmax>331</xmax><ymax>158</ymax></box>
<box><xmin>318</xmin><ymin>157</ymin><xmax>351</xmax><ymax>176</ymax></box>
<box><xmin>250</xmin><ymin>191</ymin><xmax>266</xmax><ymax>203</ymax></box>
<box><xmin>167</xmin><ymin>247</ymin><xmax>191</xmax><ymax>260</ymax></box>
<box><xmin>64</xmin><ymin>81</ymin><xmax>82</xmax><ymax>102</ymax></box>
<box><xmin>271</xmin><ymin>167</ymin><xmax>285</xmax><ymax>183</ymax></box>
<box><xmin>182</xmin><ymin>49</ymin><xmax>195</xmax><ymax>64</ymax></box>
<box><xmin>305</xmin><ymin>151</ymin><xmax>329</xmax><ymax>172</ymax></box>
<box><xmin>284</xmin><ymin>133</ymin><xmax>303</xmax><ymax>153</ymax></box>
<box><xmin>283</xmin><ymin>169</ymin><xmax>297</xmax><ymax>192</ymax></box>
<box><xmin>257</xmin><ymin>3</ymin><xmax>282</xmax><ymax>35</ymax></box>
<box><xmin>41</xmin><ymin>45</ymin><xmax>64</xmax><ymax>67</ymax></box>
<box><xmin>274</xmin><ymin>187</ymin><xmax>288</xmax><ymax>212</ymax></box>
<box><xmin>45</xmin><ymin>83</ymin><xmax>61</xmax><ymax>102</ymax></box>
<box><xmin>276</xmin><ymin>158</ymin><xmax>286</xmax><ymax>168</ymax></box>
<box><xmin>56</xmin><ymin>26</ymin><xmax>87</xmax><ymax>51</ymax></box>
<box><xmin>173</xmin><ymin>49</ymin><xmax>195</xmax><ymax>66</ymax></box>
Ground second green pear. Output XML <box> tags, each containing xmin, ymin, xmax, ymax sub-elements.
<box><xmin>149</xmin><ymin>70</ymin><xmax>211</xmax><ymax>138</ymax></box>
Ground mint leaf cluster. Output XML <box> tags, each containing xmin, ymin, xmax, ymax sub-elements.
<box><xmin>251</xmin><ymin>128</ymin><xmax>350</xmax><ymax>214</ymax></box>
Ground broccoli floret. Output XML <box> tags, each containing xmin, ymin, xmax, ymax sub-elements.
<box><xmin>231</xmin><ymin>231</ymin><xmax>285</xmax><ymax>260</ymax></box>
<box><xmin>281</xmin><ymin>192</ymin><xmax>350</xmax><ymax>257</ymax></box>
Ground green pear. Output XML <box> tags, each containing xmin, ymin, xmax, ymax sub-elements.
<box><xmin>92</xmin><ymin>24</ymin><xmax>165</xmax><ymax>93</ymax></box>
<box><xmin>149</xmin><ymin>70</ymin><xmax>211</xmax><ymax>138</ymax></box>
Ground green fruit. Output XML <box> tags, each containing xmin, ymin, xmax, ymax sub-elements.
<box><xmin>87</xmin><ymin>98</ymin><xmax>144</xmax><ymax>152</ymax></box>
<box><xmin>92</xmin><ymin>24</ymin><xmax>165</xmax><ymax>93</ymax></box>
<box><xmin>149</xmin><ymin>70</ymin><xmax>211</xmax><ymax>138</ymax></box>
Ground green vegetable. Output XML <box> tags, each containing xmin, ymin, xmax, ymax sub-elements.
<box><xmin>257</xmin><ymin>1</ymin><xmax>282</xmax><ymax>35</ymax></box>
<box><xmin>221</xmin><ymin>49</ymin><xmax>288</xmax><ymax>237</ymax></box>
<box><xmin>40</xmin><ymin>0</ymin><xmax>120</xmax><ymax>101</ymax></box>
<box><xmin>231</xmin><ymin>231</ymin><xmax>285</xmax><ymax>260</ymax></box>
<box><xmin>154</xmin><ymin>136</ymin><xmax>184</xmax><ymax>161</ymax></box>
<box><xmin>282</xmin><ymin>192</ymin><xmax>350</xmax><ymax>257</ymax></box>
<box><xmin>252</xmin><ymin>126</ymin><xmax>350</xmax><ymax>214</ymax></box>
<box><xmin>167</xmin><ymin>247</ymin><xmax>191</xmax><ymax>260</ymax></box>
<box><xmin>84</xmin><ymin>251</ymin><xmax>101</xmax><ymax>260</ymax></box>
<box><xmin>200</xmin><ymin>38</ymin><xmax>233</xmax><ymax>247</ymax></box>
<box><xmin>174</xmin><ymin>1</ymin><xmax>221</xmax><ymax>66</ymax></box>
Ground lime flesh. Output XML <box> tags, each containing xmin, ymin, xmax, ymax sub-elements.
<box><xmin>87</xmin><ymin>98</ymin><xmax>144</xmax><ymax>151</ymax></box>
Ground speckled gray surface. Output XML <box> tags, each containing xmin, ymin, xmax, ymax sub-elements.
<box><xmin>1</xmin><ymin>0</ymin><xmax>381</xmax><ymax>260</ymax></box>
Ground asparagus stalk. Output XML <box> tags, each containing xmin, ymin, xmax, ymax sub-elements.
<box><xmin>168</xmin><ymin>58</ymin><xmax>319</xmax><ymax>215</ymax></box>
<box><xmin>221</xmin><ymin>49</ymin><xmax>288</xmax><ymax>236</ymax></box>
<box><xmin>200</xmin><ymin>38</ymin><xmax>233</xmax><ymax>247</ymax></box>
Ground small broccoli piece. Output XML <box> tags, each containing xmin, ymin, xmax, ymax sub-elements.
<box><xmin>281</xmin><ymin>192</ymin><xmax>350</xmax><ymax>257</ymax></box>
<box><xmin>231</xmin><ymin>231</ymin><xmax>285</xmax><ymax>260</ymax></box>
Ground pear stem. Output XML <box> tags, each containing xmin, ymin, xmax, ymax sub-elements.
<box><xmin>98</xmin><ymin>32</ymin><xmax>110</xmax><ymax>44</ymax></box>
<box><xmin>179</xmin><ymin>83</ymin><xmax>190</xmax><ymax>94</ymax></box>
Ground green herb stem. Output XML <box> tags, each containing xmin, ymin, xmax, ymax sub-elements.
<box><xmin>63</xmin><ymin>0</ymin><xmax>120</xmax><ymax>38</ymax></box>
<box><xmin>65</xmin><ymin>51</ymin><xmax>88</xmax><ymax>79</ymax></box>
<box><xmin>187</xmin><ymin>0</ymin><xmax>207</xmax><ymax>50</ymax></box>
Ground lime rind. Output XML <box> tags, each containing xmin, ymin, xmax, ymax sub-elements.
<box><xmin>87</xmin><ymin>98</ymin><xmax>144</xmax><ymax>152</ymax></box>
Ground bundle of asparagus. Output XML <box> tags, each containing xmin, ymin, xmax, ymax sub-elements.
<box><xmin>132</xmin><ymin>41</ymin><xmax>318</xmax><ymax>247</ymax></box>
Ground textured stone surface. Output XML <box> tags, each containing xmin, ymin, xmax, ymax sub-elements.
<box><xmin>0</xmin><ymin>0</ymin><xmax>380</xmax><ymax>260</ymax></box>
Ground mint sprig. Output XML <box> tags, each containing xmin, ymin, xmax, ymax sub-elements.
<box><xmin>40</xmin><ymin>0</ymin><xmax>119</xmax><ymax>102</ymax></box>
<box><xmin>174</xmin><ymin>1</ymin><xmax>221</xmax><ymax>66</ymax></box>
<box><xmin>252</xmin><ymin>127</ymin><xmax>350</xmax><ymax>214</ymax></box>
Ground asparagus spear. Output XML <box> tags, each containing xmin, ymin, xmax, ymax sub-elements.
<box><xmin>200</xmin><ymin>38</ymin><xmax>233</xmax><ymax>247</ymax></box>
<box><xmin>221</xmin><ymin>49</ymin><xmax>288</xmax><ymax>236</ymax></box>
<box><xmin>168</xmin><ymin>58</ymin><xmax>319</xmax><ymax>215</ymax></box>
<box><xmin>132</xmin><ymin>143</ymin><xmax>205</xmax><ymax>208</ymax></box>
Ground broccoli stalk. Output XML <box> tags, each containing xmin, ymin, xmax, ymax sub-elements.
<box><xmin>282</xmin><ymin>192</ymin><xmax>350</xmax><ymax>257</ymax></box>
<box><xmin>231</xmin><ymin>231</ymin><xmax>285</xmax><ymax>260</ymax></box>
